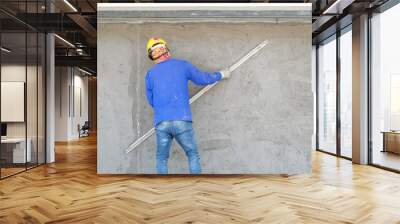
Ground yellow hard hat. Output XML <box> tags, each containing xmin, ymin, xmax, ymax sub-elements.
<box><xmin>146</xmin><ymin>37</ymin><xmax>167</xmax><ymax>54</ymax></box>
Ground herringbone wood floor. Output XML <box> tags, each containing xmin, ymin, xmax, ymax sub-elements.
<box><xmin>1</xmin><ymin>135</ymin><xmax>400</xmax><ymax>224</ymax></box>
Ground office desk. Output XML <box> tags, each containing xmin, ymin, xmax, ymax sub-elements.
<box><xmin>382</xmin><ymin>131</ymin><xmax>400</xmax><ymax>154</ymax></box>
<box><xmin>1</xmin><ymin>138</ymin><xmax>31</xmax><ymax>163</ymax></box>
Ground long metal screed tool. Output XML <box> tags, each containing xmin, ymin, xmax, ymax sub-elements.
<box><xmin>126</xmin><ymin>39</ymin><xmax>270</xmax><ymax>154</ymax></box>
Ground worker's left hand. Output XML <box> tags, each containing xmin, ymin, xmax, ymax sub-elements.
<box><xmin>219</xmin><ymin>69</ymin><xmax>231</xmax><ymax>80</ymax></box>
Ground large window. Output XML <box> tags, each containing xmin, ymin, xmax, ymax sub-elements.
<box><xmin>316</xmin><ymin>25</ymin><xmax>353</xmax><ymax>159</ymax></box>
<box><xmin>317</xmin><ymin>36</ymin><xmax>337</xmax><ymax>154</ymax></box>
<box><xmin>371</xmin><ymin>3</ymin><xmax>400</xmax><ymax>171</ymax></box>
<box><xmin>339</xmin><ymin>27</ymin><xmax>352</xmax><ymax>158</ymax></box>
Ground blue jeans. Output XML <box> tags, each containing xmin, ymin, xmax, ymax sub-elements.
<box><xmin>155</xmin><ymin>120</ymin><xmax>201</xmax><ymax>174</ymax></box>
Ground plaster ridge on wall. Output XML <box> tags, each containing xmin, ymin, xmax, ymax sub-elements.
<box><xmin>98</xmin><ymin>18</ymin><xmax>311</xmax><ymax>24</ymax></box>
<box><xmin>97</xmin><ymin>3</ymin><xmax>312</xmax><ymax>12</ymax></box>
<box><xmin>97</xmin><ymin>3</ymin><xmax>312</xmax><ymax>22</ymax></box>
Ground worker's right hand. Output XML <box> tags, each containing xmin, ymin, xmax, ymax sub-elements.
<box><xmin>219</xmin><ymin>69</ymin><xmax>231</xmax><ymax>80</ymax></box>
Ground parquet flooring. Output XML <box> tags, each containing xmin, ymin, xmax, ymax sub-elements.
<box><xmin>1</xmin><ymin>167</ymin><xmax>26</xmax><ymax>178</ymax></box>
<box><xmin>1</xmin><ymin>134</ymin><xmax>400</xmax><ymax>224</ymax></box>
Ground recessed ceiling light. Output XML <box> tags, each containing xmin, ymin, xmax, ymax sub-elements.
<box><xmin>54</xmin><ymin>34</ymin><xmax>75</xmax><ymax>48</ymax></box>
<box><xmin>63</xmin><ymin>0</ymin><xmax>78</xmax><ymax>12</ymax></box>
<box><xmin>78</xmin><ymin>67</ymin><xmax>93</xmax><ymax>76</ymax></box>
<box><xmin>1</xmin><ymin>47</ymin><xmax>11</xmax><ymax>53</ymax></box>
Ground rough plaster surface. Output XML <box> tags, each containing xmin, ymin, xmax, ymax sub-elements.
<box><xmin>97</xmin><ymin>22</ymin><xmax>312</xmax><ymax>174</ymax></box>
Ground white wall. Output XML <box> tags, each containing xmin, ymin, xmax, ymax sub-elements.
<box><xmin>55</xmin><ymin>67</ymin><xmax>89</xmax><ymax>141</ymax></box>
<box><xmin>55</xmin><ymin>67</ymin><xmax>69</xmax><ymax>141</ymax></box>
<box><xmin>1</xmin><ymin>65</ymin><xmax>26</xmax><ymax>138</ymax></box>
<box><xmin>1</xmin><ymin>65</ymin><xmax>37</xmax><ymax>138</ymax></box>
<box><xmin>71</xmin><ymin>72</ymin><xmax>89</xmax><ymax>138</ymax></box>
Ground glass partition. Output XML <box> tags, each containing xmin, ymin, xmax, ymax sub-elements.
<box><xmin>0</xmin><ymin>2</ymin><xmax>46</xmax><ymax>179</ymax></box>
<box><xmin>27</xmin><ymin>30</ymin><xmax>38</xmax><ymax>169</ymax></box>
<box><xmin>26</xmin><ymin>0</ymin><xmax>43</xmax><ymax>169</ymax></box>
<box><xmin>1</xmin><ymin>30</ymin><xmax>28</xmax><ymax>177</ymax></box>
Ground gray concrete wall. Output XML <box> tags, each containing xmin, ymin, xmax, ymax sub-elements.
<box><xmin>97</xmin><ymin>22</ymin><xmax>312</xmax><ymax>174</ymax></box>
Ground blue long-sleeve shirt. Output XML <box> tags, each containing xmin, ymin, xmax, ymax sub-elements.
<box><xmin>145</xmin><ymin>58</ymin><xmax>222</xmax><ymax>126</ymax></box>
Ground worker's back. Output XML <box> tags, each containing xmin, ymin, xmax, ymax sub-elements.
<box><xmin>145</xmin><ymin>58</ymin><xmax>222</xmax><ymax>126</ymax></box>
<box><xmin>146</xmin><ymin>58</ymin><xmax>192</xmax><ymax>125</ymax></box>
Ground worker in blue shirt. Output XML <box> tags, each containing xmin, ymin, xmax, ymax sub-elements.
<box><xmin>145</xmin><ymin>37</ymin><xmax>230</xmax><ymax>174</ymax></box>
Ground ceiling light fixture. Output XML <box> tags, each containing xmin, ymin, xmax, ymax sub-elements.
<box><xmin>78</xmin><ymin>67</ymin><xmax>93</xmax><ymax>76</ymax></box>
<box><xmin>63</xmin><ymin>0</ymin><xmax>78</xmax><ymax>12</ymax></box>
<box><xmin>1</xmin><ymin>47</ymin><xmax>11</xmax><ymax>53</ymax></box>
<box><xmin>323</xmin><ymin>0</ymin><xmax>353</xmax><ymax>15</ymax></box>
<box><xmin>54</xmin><ymin>34</ymin><xmax>75</xmax><ymax>48</ymax></box>
<box><xmin>76</xmin><ymin>48</ymin><xmax>86</xmax><ymax>56</ymax></box>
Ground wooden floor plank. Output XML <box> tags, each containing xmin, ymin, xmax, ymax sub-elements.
<box><xmin>0</xmin><ymin>134</ymin><xmax>400</xmax><ymax>223</ymax></box>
